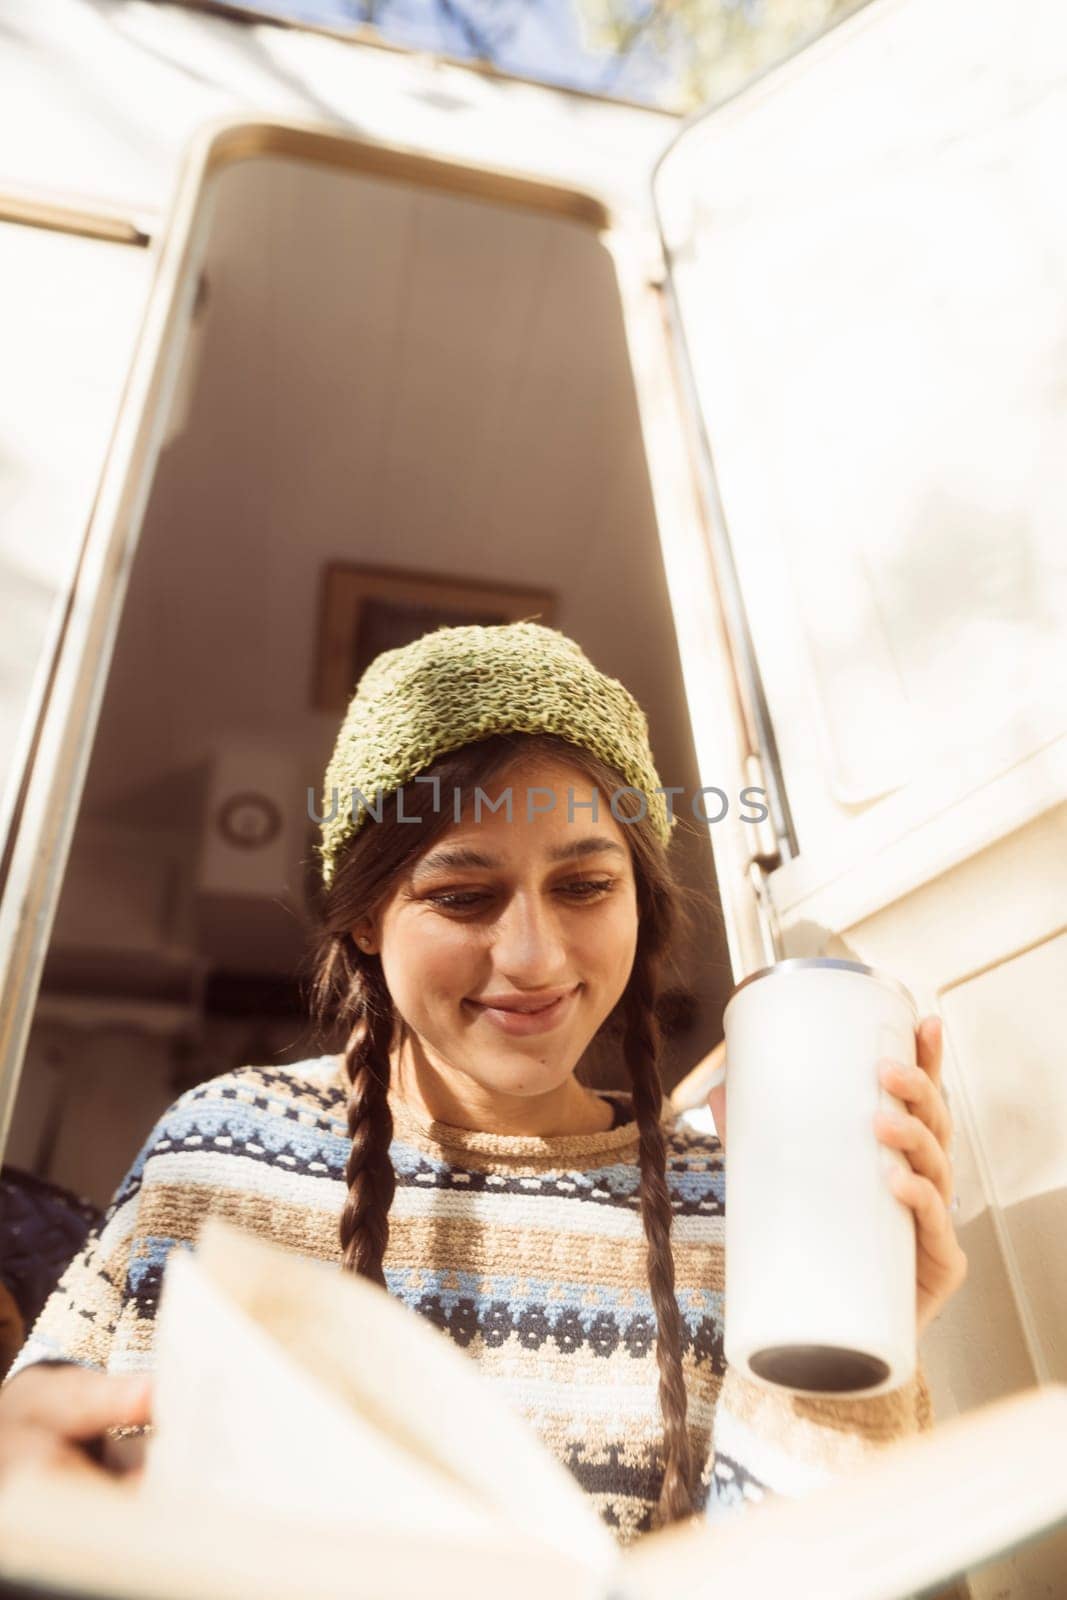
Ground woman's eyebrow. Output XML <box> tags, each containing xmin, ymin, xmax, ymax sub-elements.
<box><xmin>413</xmin><ymin>836</ymin><xmax>626</xmax><ymax>876</ymax></box>
<box><xmin>414</xmin><ymin>846</ymin><xmax>497</xmax><ymax>874</ymax></box>
<box><xmin>549</xmin><ymin>837</ymin><xmax>626</xmax><ymax>863</ymax></box>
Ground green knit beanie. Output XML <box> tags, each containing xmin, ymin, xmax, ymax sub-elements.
<box><xmin>318</xmin><ymin>621</ymin><xmax>675</xmax><ymax>888</ymax></box>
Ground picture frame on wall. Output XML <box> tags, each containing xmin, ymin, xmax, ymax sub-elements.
<box><xmin>312</xmin><ymin>562</ymin><xmax>558</xmax><ymax>711</ymax></box>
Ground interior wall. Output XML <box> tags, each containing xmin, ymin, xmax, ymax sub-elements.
<box><xmin>5</xmin><ymin>1015</ymin><xmax>319</xmax><ymax>1210</ymax></box>
<box><xmin>12</xmin><ymin>149</ymin><xmax>730</xmax><ymax>1204</ymax></box>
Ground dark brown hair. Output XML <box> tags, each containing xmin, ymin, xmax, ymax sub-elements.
<box><xmin>308</xmin><ymin>731</ymin><xmax>695</xmax><ymax>1523</ymax></box>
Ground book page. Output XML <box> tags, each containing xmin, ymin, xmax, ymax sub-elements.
<box><xmin>620</xmin><ymin>1383</ymin><xmax>1067</xmax><ymax>1599</ymax></box>
<box><xmin>144</xmin><ymin>1248</ymin><xmax>494</xmax><ymax>1543</ymax></box>
<box><xmin>147</xmin><ymin>1221</ymin><xmax>616</xmax><ymax>1579</ymax></box>
<box><xmin>0</xmin><ymin>1468</ymin><xmax>603</xmax><ymax>1600</ymax></box>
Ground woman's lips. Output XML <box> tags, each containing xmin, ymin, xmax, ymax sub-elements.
<box><xmin>465</xmin><ymin>985</ymin><xmax>581</xmax><ymax>1037</ymax></box>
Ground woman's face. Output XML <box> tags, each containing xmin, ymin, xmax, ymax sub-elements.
<box><xmin>362</xmin><ymin>755</ymin><xmax>640</xmax><ymax>1101</ymax></box>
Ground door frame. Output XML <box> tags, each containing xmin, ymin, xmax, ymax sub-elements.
<box><xmin>0</xmin><ymin>115</ymin><xmax>769</xmax><ymax>1156</ymax></box>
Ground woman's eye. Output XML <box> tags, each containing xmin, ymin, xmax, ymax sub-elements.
<box><xmin>425</xmin><ymin>891</ymin><xmax>489</xmax><ymax>910</ymax></box>
<box><xmin>559</xmin><ymin>877</ymin><xmax>616</xmax><ymax>899</ymax></box>
<box><xmin>422</xmin><ymin>883</ymin><xmax>614</xmax><ymax>908</ymax></box>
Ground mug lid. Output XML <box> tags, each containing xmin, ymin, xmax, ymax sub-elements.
<box><xmin>725</xmin><ymin>958</ymin><xmax>919</xmax><ymax>1023</ymax></box>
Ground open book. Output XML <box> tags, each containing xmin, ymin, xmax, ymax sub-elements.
<box><xmin>1</xmin><ymin>1219</ymin><xmax>1065</xmax><ymax>1600</ymax></box>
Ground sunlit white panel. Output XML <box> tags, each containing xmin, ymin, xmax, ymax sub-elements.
<box><xmin>656</xmin><ymin>0</ymin><xmax>1067</xmax><ymax>888</ymax></box>
<box><xmin>0</xmin><ymin>222</ymin><xmax>149</xmax><ymax>856</ymax></box>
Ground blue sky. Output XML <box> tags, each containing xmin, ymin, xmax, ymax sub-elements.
<box><xmin>236</xmin><ymin>0</ymin><xmax>686</xmax><ymax>105</ymax></box>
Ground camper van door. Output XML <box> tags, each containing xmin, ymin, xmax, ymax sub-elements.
<box><xmin>651</xmin><ymin>2</ymin><xmax>1067</xmax><ymax>1596</ymax></box>
<box><xmin>0</xmin><ymin>205</ymin><xmax>156</xmax><ymax>1142</ymax></box>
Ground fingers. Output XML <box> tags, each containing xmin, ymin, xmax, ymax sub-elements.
<box><xmin>874</xmin><ymin>1105</ymin><xmax>954</xmax><ymax>1205</ymax></box>
<box><xmin>892</xmin><ymin>1167</ymin><xmax>969</xmax><ymax>1311</ymax></box>
<box><xmin>11</xmin><ymin>1368</ymin><xmax>152</xmax><ymax>1440</ymax></box>
<box><xmin>879</xmin><ymin>1015</ymin><xmax>968</xmax><ymax>1335</ymax></box>
<box><xmin>916</xmin><ymin>1013</ymin><xmax>944</xmax><ymax>1092</ymax></box>
<box><xmin>0</xmin><ymin>1368</ymin><xmax>153</xmax><ymax>1492</ymax></box>
<box><xmin>15</xmin><ymin>1431</ymin><xmax>110</xmax><ymax>1480</ymax></box>
<box><xmin>878</xmin><ymin>1056</ymin><xmax>953</xmax><ymax>1154</ymax></box>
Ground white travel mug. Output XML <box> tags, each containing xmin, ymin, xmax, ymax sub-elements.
<box><xmin>722</xmin><ymin>958</ymin><xmax>919</xmax><ymax>1397</ymax></box>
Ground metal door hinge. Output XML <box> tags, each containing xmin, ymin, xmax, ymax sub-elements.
<box><xmin>743</xmin><ymin>751</ymin><xmax>781</xmax><ymax>871</ymax></box>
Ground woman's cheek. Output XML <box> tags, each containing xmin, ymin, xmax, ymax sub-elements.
<box><xmin>383</xmin><ymin>928</ymin><xmax>479</xmax><ymax>1024</ymax></box>
<box><xmin>597</xmin><ymin>895</ymin><xmax>640</xmax><ymax>982</ymax></box>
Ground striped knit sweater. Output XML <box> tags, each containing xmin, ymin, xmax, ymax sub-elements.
<box><xmin>7</xmin><ymin>1054</ymin><xmax>934</xmax><ymax>1543</ymax></box>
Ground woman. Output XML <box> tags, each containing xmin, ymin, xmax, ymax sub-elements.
<box><xmin>0</xmin><ymin>622</ymin><xmax>967</xmax><ymax>1537</ymax></box>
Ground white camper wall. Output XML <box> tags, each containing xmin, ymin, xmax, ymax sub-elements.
<box><xmin>0</xmin><ymin>224</ymin><xmax>150</xmax><ymax>859</ymax></box>
<box><xmin>654</xmin><ymin>0</ymin><xmax>1067</xmax><ymax>921</ymax></box>
<box><xmin>0</xmin><ymin>0</ymin><xmax>675</xmax><ymax>224</ymax></box>
<box><xmin>652</xmin><ymin>1</ymin><xmax>1067</xmax><ymax>1593</ymax></box>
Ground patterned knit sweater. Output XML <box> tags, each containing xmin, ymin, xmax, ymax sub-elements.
<box><xmin>7</xmin><ymin>1055</ymin><xmax>934</xmax><ymax>1544</ymax></box>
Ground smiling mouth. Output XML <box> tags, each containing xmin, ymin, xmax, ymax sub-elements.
<box><xmin>464</xmin><ymin>985</ymin><xmax>581</xmax><ymax>1033</ymax></box>
<box><xmin>466</xmin><ymin>985</ymin><xmax>580</xmax><ymax>1014</ymax></box>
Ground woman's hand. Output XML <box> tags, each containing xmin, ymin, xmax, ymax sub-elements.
<box><xmin>705</xmin><ymin>1013</ymin><xmax>969</xmax><ymax>1339</ymax></box>
<box><xmin>0</xmin><ymin>1364</ymin><xmax>152</xmax><ymax>1485</ymax></box>
<box><xmin>873</xmin><ymin>1014</ymin><xmax>969</xmax><ymax>1337</ymax></box>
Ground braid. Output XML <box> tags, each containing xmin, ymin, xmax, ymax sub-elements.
<box><xmin>623</xmin><ymin>943</ymin><xmax>693</xmax><ymax>1526</ymax></box>
<box><xmin>333</xmin><ymin>939</ymin><xmax>397</xmax><ymax>1288</ymax></box>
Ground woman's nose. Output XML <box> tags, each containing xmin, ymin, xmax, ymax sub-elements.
<box><xmin>492</xmin><ymin>892</ymin><xmax>569</xmax><ymax>981</ymax></box>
